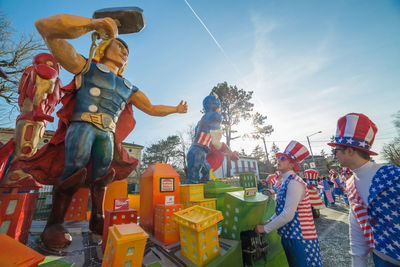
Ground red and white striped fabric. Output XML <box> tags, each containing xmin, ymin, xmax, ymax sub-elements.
<box><xmin>292</xmin><ymin>175</ymin><xmax>318</xmax><ymax>240</ymax></box>
<box><xmin>196</xmin><ymin>132</ymin><xmax>212</xmax><ymax>147</ymax></box>
<box><xmin>274</xmin><ymin>179</ymin><xmax>283</xmax><ymax>199</ymax></box>
<box><xmin>328</xmin><ymin>113</ymin><xmax>378</xmax><ymax>155</ymax></box>
<box><xmin>345</xmin><ymin>176</ymin><xmax>374</xmax><ymax>249</ymax></box>
<box><xmin>308</xmin><ymin>189</ymin><xmax>325</xmax><ymax>209</ymax></box>
<box><xmin>276</xmin><ymin>141</ymin><xmax>310</xmax><ymax>172</ymax></box>
<box><xmin>304</xmin><ymin>169</ymin><xmax>319</xmax><ymax>180</ymax></box>
<box><xmin>266</xmin><ymin>174</ymin><xmax>277</xmax><ymax>185</ymax></box>
<box><xmin>329</xmin><ymin>169</ymin><xmax>338</xmax><ymax>175</ymax></box>
<box><xmin>274</xmin><ymin>171</ymin><xmax>282</xmax><ymax>177</ymax></box>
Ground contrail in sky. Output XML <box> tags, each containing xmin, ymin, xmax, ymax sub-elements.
<box><xmin>183</xmin><ymin>0</ymin><xmax>248</xmax><ymax>86</ymax></box>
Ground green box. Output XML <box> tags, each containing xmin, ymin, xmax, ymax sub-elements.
<box><xmin>204</xmin><ymin>181</ymin><xmax>243</xmax><ymax>212</ymax></box>
<box><xmin>221</xmin><ymin>191</ymin><xmax>268</xmax><ymax>240</ymax></box>
<box><xmin>239</xmin><ymin>173</ymin><xmax>257</xmax><ymax>189</ymax></box>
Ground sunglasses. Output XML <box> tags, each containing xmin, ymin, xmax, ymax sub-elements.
<box><xmin>277</xmin><ymin>156</ymin><xmax>288</xmax><ymax>161</ymax></box>
<box><xmin>332</xmin><ymin>147</ymin><xmax>347</xmax><ymax>156</ymax></box>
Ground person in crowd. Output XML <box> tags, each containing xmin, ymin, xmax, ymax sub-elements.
<box><xmin>329</xmin><ymin>113</ymin><xmax>400</xmax><ymax>266</ymax></box>
<box><xmin>255</xmin><ymin>141</ymin><xmax>323</xmax><ymax>267</ymax></box>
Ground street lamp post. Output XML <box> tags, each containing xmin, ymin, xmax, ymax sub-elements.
<box><xmin>306</xmin><ymin>131</ymin><xmax>322</xmax><ymax>169</ymax></box>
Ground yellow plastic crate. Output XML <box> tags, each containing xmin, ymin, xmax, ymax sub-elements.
<box><xmin>102</xmin><ymin>223</ymin><xmax>149</xmax><ymax>267</ymax></box>
<box><xmin>179</xmin><ymin>184</ymin><xmax>204</xmax><ymax>207</ymax></box>
<box><xmin>173</xmin><ymin>206</ymin><xmax>223</xmax><ymax>266</ymax></box>
<box><xmin>188</xmin><ymin>198</ymin><xmax>216</xmax><ymax>210</ymax></box>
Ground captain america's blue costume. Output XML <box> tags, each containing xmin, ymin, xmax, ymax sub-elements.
<box><xmin>60</xmin><ymin>61</ymin><xmax>138</xmax><ymax>182</ymax></box>
<box><xmin>186</xmin><ymin>94</ymin><xmax>222</xmax><ymax>184</ymax></box>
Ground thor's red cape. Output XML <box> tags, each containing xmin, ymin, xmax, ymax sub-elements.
<box><xmin>6</xmin><ymin>77</ymin><xmax>138</xmax><ymax>185</ymax></box>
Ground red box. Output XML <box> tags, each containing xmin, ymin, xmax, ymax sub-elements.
<box><xmin>154</xmin><ymin>204</ymin><xmax>183</xmax><ymax>245</ymax></box>
<box><xmin>140</xmin><ymin>163</ymin><xmax>180</xmax><ymax>235</ymax></box>
<box><xmin>102</xmin><ymin>208</ymin><xmax>138</xmax><ymax>252</ymax></box>
<box><xmin>0</xmin><ymin>192</ymin><xmax>38</xmax><ymax>244</ymax></box>
<box><xmin>113</xmin><ymin>198</ymin><xmax>129</xmax><ymax>211</ymax></box>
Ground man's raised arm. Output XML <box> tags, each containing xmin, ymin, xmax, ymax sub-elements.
<box><xmin>35</xmin><ymin>14</ymin><xmax>118</xmax><ymax>74</ymax></box>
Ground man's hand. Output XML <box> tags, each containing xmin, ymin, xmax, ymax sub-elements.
<box><xmin>92</xmin><ymin>17</ymin><xmax>118</xmax><ymax>39</ymax></box>
<box><xmin>176</xmin><ymin>100</ymin><xmax>188</xmax><ymax>113</ymax></box>
<box><xmin>255</xmin><ymin>224</ymin><xmax>266</xmax><ymax>234</ymax></box>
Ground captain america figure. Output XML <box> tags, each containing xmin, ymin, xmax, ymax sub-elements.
<box><xmin>35</xmin><ymin>13</ymin><xmax>188</xmax><ymax>249</ymax></box>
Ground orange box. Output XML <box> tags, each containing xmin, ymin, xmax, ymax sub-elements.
<box><xmin>102</xmin><ymin>223</ymin><xmax>148</xmax><ymax>267</ymax></box>
<box><xmin>0</xmin><ymin>233</ymin><xmax>45</xmax><ymax>266</ymax></box>
<box><xmin>140</xmin><ymin>163</ymin><xmax>180</xmax><ymax>234</ymax></box>
<box><xmin>128</xmin><ymin>194</ymin><xmax>140</xmax><ymax>216</ymax></box>
<box><xmin>154</xmin><ymin>204</ymin><xmax>183</xmax><ymax>245</ymax></box>
<box><xmin>104</xmin><ymin>180</ymin><xmax>128</xmax><ymax>212</ymax></box>
<box><xmin>65</xmin><ymin>188</ymin><xmax>90</xmax><ymax>221</ymax></box>
<box><xmin>0</xmin><ymin>192</ymin><xmax>38</xmax><ymax>244</ymax></box>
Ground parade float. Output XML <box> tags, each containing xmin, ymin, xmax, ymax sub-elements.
<box><xmin>0</xmin><ymin>6</ymin><xmax>288</xmax><ymax>267</ymax></box>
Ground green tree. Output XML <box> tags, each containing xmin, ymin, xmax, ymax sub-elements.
<box><xmin>251</xmin><ymin>112</ymin><xmax>274</xmax><ymax>163</ymax></box>
<box><xmin>270</xmin><ymin>142</ymin><xmax>280</xmax><ymax>166</ymax></box>
<box><xmin>141</xmin><ymin>135</ymin><xmax>182</xmax><ymax>171</ymax></box>
<box><xmin>0</xmin><ymin>13</ymin><xmax>45</xmax><ymax>105</ymax></box>
<box><xmin>212</xmin><ymin>82</ymin><xmax>254</xmax><ymax>176</ymax></box>
<box><xmin>251</xmin><ymin>145</ymin><xmax>275</xmax><ymax>178</ymax></box>
<box><xmin>382</xmin><ymin>110</ymin><xmax>400</xmax><ymax>166</ymax></box>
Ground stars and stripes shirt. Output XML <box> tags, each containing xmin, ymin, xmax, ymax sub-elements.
<box><xmin>264</xmin><ymin>171</ymin><xmax>318</xmax><ymax>240</ymax></box>
<box><xmin>347</xmin><ymin>162</ymin><xmax>400</xmax><ymax>266</ymax></box>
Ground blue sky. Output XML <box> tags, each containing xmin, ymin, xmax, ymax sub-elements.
<box><xmin>1</xmin><ymin>0</ymin><xmax>399</xmax><ymax>163</ymax></box>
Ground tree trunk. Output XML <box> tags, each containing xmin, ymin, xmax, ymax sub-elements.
<box><xmin>262</xmin><ymin>137</ymin><xmax>270</xmax><ymax>164</ymax></box>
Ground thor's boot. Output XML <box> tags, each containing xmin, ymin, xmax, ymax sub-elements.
<box><xmin>41</xmin><ymin>168</ymin><xmax>87</xmax><ymax>250</ymax></box>
<box><xmin>89</xmin><ymin>168</ymin><xmax>115</xmax><ymax>235</ymax></box>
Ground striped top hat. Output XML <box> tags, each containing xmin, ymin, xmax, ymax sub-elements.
<box><xmin>266</xmin><ymin>174</ymin><xmax>277</xmax><ymax>185</ymax></box>
<box><xmin>304</xmin><ymin>169</ymin><xmax>319</xmax><ymax>180</ymax></box>
<box><xmin>276</xmin><ymin>140</ymin><xmax>310</xmax><ymax>172</ymax></box>
<box><xmin>341</xmin><ymin>167</ymin><xmax>353</xmax><ymax>175</ymax></box>
<box><xmin>329</xmin><ymin>169</ymin><xmax>338</xmax><ymax>175</ymax></box>
<box><xmin>328</xmin><ymin>113</ymin><xmax>378</xmax><ymax>155</ymax></box>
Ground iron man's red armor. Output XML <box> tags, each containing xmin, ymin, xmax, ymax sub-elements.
<box><xmin>0</xmin><ymin>53</ymin><xmax>62</xmax><ymax>189</ymax></box>
<box><xmin>17</xmin><ymin>53</ymin><xmax>61</xmax><ymax>123</ymax></box>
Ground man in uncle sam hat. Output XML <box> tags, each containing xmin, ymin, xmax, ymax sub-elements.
<box><xmin>328</xmin><ymin>112</ymin><xmax>400</xmax><ymax>266</ymax></box>
<box><xmin>255</xmin><ymin>140</ymin><xmax>323</xmax><ymax>266</ymax></box>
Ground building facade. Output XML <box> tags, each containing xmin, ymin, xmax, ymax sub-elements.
<box><xmin>213</xmin><ymin>155</ymin><xmax>260</xmax><ymax>179</ymax></box>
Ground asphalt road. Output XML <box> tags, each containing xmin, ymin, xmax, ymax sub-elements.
<box><xmin>314</xmin><ymin>197</ymin><xmax>374</xmax><ymax>267</ymax></box>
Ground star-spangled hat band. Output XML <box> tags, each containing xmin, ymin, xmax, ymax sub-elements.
<box><xmin>276</xmin><ymin>140</ymin><xmax>310</xmax><ymax>172</ymax></box>
<box><xmin>328</xmin><ymin>113</ymin><xmax>378</xmax><ymax>155</ymax></box>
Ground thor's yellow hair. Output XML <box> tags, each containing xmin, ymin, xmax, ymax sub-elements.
<box><xmin>94</xmin><ymin>39</ymin><xmax>127</xmax><ymax>76</ymax></box>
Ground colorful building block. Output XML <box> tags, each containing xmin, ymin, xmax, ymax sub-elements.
<box><xmin>204</xmin><ymin>180</ymin><xmax>243</xmax><ymax>212</ymax></box>
<box><xmin>140</xmin><ymin>163</ymin><xmax>180</xmax><ymax>234</ymax></box>
<box><xmin>128</xmin><ymin>194</ymin><xmax>140</xmax><ymax>216</ymax></box>
<box><xmin>102</xmin><ymin>198</ymin><xmax>138</xmax><ymax>252</ymax></box>
<box><xmin>179</xmin><ymin>184</ymin><xmax>204</xmax><ymax>208</ymax></box>
<box><xmin>104</xmin><ymin>180</ymin><xmax>128</xmax><ymax>212</ymax></box>
<box><xmin>64</xmin><ymin>188</ymin><xmax>89</xmax><ymax>221</ymax></box>
<box><xmin>102</xmin><ymin>223</ymin><xmax>148</xmax><ymax>267</ymax></box>
<box><xmin>239</xmin><ymin>173</ymin><xmax>257</xmax><ymax>189</ymax></box>
<box><xmin>154</xmin><ymin>204</ymin><xmax>183</xmax><ymax>245</ymax></box>
<box><xmin>0</xmin><ymin>233</ymin><xmax>45</xmax><ymax>266</ymax></box>
<box><xmin>188</xmin><ymin>198</ymin><xmax>216</xmax><ymax>210</ymax></box>
<box><xmin>221</xmin><ymin>191</ymin><xmax>268</xmax><ymax>241</ymax></box>
<box><xmin>173</xmin><ymin>206</ymin><xmax>223</xmax><ymax>266</ymax></box>
<box><xmin>0</xmin><ymin>192</ymin><xmax>38</xmax><ymax>244</ymax></box>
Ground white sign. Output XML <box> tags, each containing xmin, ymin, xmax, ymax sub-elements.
<box><xmin>310</xmin><ymin>162</ymin><xmax>316</xmax><ymax>169</ymax></box>
<box><xmin>165</xmin><ymin>196</ymin><xmax>175</xmax><ymax>205</ymax></box>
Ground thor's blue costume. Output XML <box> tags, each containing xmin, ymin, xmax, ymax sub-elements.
<box><xmin>61</xmin><ymin>61</ymin><xmax>138</xmax><ymax>182</ymax></box>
